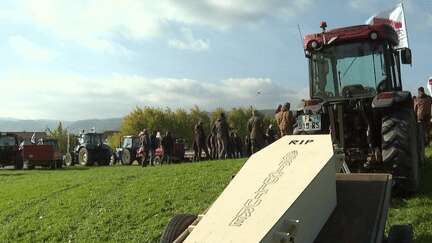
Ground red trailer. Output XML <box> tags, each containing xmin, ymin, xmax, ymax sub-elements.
<box><xmin>21</xmin><ymin>139</ymin><xmax>63</xmax><ymax>169</ymax></box>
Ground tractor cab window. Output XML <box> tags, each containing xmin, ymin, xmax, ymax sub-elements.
<box><xmin>310</xmin><ymin>42</ymin><xmax>389</xmax><ymax>99</ymax></box>
<box><xmin>0</xmin><ymin>136</ymin><xmax>17</xmax><ymax>146</ymax></box>
<box><xmin>122</xmin><ymin>137</ymin><xmax>133</xmax><ymax>148</ymax></box>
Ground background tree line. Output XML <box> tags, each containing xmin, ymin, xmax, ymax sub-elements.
<box><xmin>44</xmin><ymin>106</ymin><xmax>277</xmax><ymax>152</ymax></box>
<box><xmin>108</xmin><ymin>105</ymin><xmax>276</xmax><ymax>149</ymax></box>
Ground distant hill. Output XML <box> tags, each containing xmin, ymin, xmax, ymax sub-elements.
<box><xmin>0</xmin><ymin>118</ymin><xmax>122</xmax><ymax>134</ymax></box>
<box><xmin>0</xmin><ymin>109</ymin><xmax>276</xmax><ymax>133</ymax></box>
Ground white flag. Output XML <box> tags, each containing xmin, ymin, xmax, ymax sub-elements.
<box><xmin>366</xmin><ymin>3</ymin><xmax>408</xmax><ymax>49</ymax></box>
<box><xmin>427</xmin><ymin>77</ymin><xmax>432</xmax><ymax>95</ymax></box>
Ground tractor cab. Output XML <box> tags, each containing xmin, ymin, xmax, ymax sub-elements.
<box><xmin>121</xmin><ymin>136</ymin><xmax>140</xmax><ymax>149</ymax></box>
<box><xmin>0</xmin><ymin>133</ymin><xmax>19</xmax><ymax>148</ymax></box>
<box><xmin>80</xmin><ymin>132</ymin><xmax>104</xmax><ymax>146</ymax></box>
<box><xmin>304</xmin><ymin>24</ymin><xmax>410</xmax><ymax>102</ymax></box>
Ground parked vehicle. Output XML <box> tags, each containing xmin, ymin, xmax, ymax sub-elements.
<box><xmin>294</xmin><ymin>22</ymin><xmax>421</xmax><ymax>195</ymax></box>
<box><xmin>64</xmin><ymin>132</ymin><xmax>112</xmax><ymax>166</ymax></box>
<box><xmin>113</xmin><ymin>135</ymin><xmax>141</xmax><ymax>165</ymax></box>
<box><xmin>20</xmin><ymin>139</ymin><xmax>62</xmax><ymax>169</ymax></box>
<box><xmin>0</xmin><ymin>133</ymin><xmax>23</xmax><ymax>169</ymax></box>
<box><xmin>153</xmin><ymin>138</ymin><xmax>185</xmax><ymax>164</ymax></box>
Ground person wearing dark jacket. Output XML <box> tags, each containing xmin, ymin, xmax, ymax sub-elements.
<box><xmin>148</xmin><ymin>131</ymin><xmax>158</xmax><ymax>166</ymax></box>
<box><xmin>139</xmin><ymin>129</ymin><xmax>150</xmax><ymax>167</ymax></box>
<box><xmin>194</xmin><ymin>121</ymin><xmax>211</xmax><ymax>161</ymax></box>
<box><xmin>161</xmin><ymin>131</ymin><xmax>174</xmax><ymax>164</ymax></box>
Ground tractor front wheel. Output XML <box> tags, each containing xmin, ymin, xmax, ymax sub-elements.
<box><xmin>78</xmin><ymin>148</ymin><xmax>92</xmax><ymax>166</ymax></box>
<box><xmin>122</xmin><ymin>149</ymin><xmax>132</xmax><ymax>165</ymax></box>
<box><xmin>382</xmin><ymin>108</ymin><xmax>420</xmax><ymax>195</ymax></box>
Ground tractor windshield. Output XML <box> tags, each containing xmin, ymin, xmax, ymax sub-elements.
<box><xmin>310</xmin><ymin>42</ymin><xmax>388</xmax><ymax>100</ymax></box>
<box><xmin>122</xmin><ymin>137</ymin><xmax>133</xmax><ymax>148</ymax></box>
<box><xmin>0</xmin><ymin>136</ymin><xmax>17</xmax><ymax>146</ymax></box>
<box><xmin>83</xmin><ymin>134</ymin><xmax>103</xmax><ymax>145</ymax></box>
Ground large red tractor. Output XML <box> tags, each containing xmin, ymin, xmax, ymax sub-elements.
<box><xmin>294</xmin><ymin>22</ymin><xmax>422</xmax><ymax>195</ymax></box>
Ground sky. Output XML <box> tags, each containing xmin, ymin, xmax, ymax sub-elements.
<box><xmin>0</xmin><ymin>0</ymin><xmax>431</xmax><ymax>120</ymax></box>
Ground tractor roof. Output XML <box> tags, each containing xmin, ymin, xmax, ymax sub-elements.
<box><xmin>123</xmin><ymin>135</ymin><xmax>138</xmax><ymax>138</ymax></box>
<box><xmin>0</xmin><ymin>132</ymin><xmax>18</xmax><ymax>138</ymax></box>
<box><xmin>304</xmin><ymin>24</ymin><xmax>398</xmax><ymax>51</ymax></box>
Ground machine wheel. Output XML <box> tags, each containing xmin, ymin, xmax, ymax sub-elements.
<box><xmin>160</xmin><ymin>214</ymin><xmax>197</xmax><ymax>243</ymax></box>
<box><xmin>387</xmin><ymin>224</ymin><xmax>413</xmax><ymax>243</ymax></box>
<box><xmin>382</xmin><ymin>109</ymin><xmax>420</xmax><ymax>195</ymax></box>
<box><xmin>122</xmin><ymin>149</ymin><xmax>132</xmax><ymax>165</ymax></box>
<box><xmin>64</xmin><ymin>153</ymin><xmax>73</xmax><ymax>167</ymax></box>
<box><xmin>78</xmin><ymin>148</ymin><xmax>92</xmax><ymax>166</ymax></box>
<box><xmin>15</xmin><ymin>154</ymin><xmax>23</xmax><ymax>170</ymax></box>
<box><xmin>99</xmin><ymin>150</ymin><xmax>112</xmax><ymax>166</ymax></box>
<box><xmin>154</xmin><ymin>156</ymin><xmax>162</xmax><ymax>165</ymax></box>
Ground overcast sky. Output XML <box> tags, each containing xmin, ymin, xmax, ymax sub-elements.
<box><xmin>1</xmin><ymin>0</ymin><xmax>431</xmax><ymax>120</ymax></box>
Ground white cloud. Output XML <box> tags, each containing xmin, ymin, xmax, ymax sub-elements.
<box><xmin>168</xmin><ymin>28</ymin><xmax>209</xmax><ymax>51</ymax></box>
<box><xmin>0</xmin><ymin>72</ymin><xmax>303</xmax><ymax>120</ymax></box>
<box><xmin>8</xmin><ymin>35</ymin><xmax>59</xmax><ymax>61</ymax></box>
<box><xmin>18</xmin><ymin>0</ymin><xmax>312</xmax><ymax>54</ymax></box>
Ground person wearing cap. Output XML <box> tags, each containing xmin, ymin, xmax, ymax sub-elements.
<box><xmin>415</xmin><ymin>87</ymin><xmax>432</xmax><ymax>144</ymax></box>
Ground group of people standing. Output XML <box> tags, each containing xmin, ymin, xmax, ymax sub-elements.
<box><xmin>138</xmin><ymin>129</ymin><xmax>174</xmax><ymax>166</ymax></box>
<box><xmin>193</xmin><ymin>113</ymin><xmax>243</xmax><ymax>161</ymax></box>
<box><xmin>193</xmin><ymin>103</ymin><xmax>295</xmax><ymax>161</ymax></box>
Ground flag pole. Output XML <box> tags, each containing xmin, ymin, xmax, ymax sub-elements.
<box><xmin>400</xmin><ymin>2</ymin><xmax>412</xmax><ymax>67</ymax></box>
<box><xmin>401</xmin><ymin>1</ymin><xmax>410</xmax><ymax>48</ymax></box>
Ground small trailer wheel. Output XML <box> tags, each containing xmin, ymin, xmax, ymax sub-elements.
<box><xmin>160</xmin><ymin>214</ymin><xmax>197</xmax><ymax>243</ymax></box>
<box><xmin>387</xmin><ymin>224</ymin><xmax>413</xmax><ymax>243</ymax></box>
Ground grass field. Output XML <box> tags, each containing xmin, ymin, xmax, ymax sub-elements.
<box><xmin>1</xmin><ymin>153</ymin><xmax>432</xmax><ymax>242</ymax></box>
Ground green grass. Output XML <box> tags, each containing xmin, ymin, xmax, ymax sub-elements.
<box><xmin>1</xmin><ymin>153</ymin><xmax>432</xmax><ymax>242</ymax></box>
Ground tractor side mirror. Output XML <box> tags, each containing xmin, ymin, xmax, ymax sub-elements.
<box><xmin>401</xmin><ymin>48</ymin><xmax>412</xmax><ymax>65</ymax></box>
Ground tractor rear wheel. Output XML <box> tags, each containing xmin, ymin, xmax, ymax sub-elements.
<box><xmin>78</xmin><ymin>148</ymin><xmax>92</xmax><ymax>166</ymax></box>
<box><xmin>122</xmin><ymin>149</ymin><xmax>132</xmax><ymax>165</ymax></box>
<box><xmin>382</xmin><ymin>109</ymin><xmax>420</xmax><ymax>195</ymax></box>
<box><xmin>160</xmin><ymin>214</ymin><xmax>197</xmax><ymax>243</ymax></box>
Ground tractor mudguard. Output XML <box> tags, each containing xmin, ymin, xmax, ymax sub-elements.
<box><xmin>372</xmin><ymin>91</ymin><xmax>412</xmax><ymax>109</ymax></box>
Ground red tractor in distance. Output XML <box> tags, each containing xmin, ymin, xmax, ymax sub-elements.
<box><xmin>295</xmin><ymin>22</ymin><xmax>422</xmax><ymax>195</ymax></box>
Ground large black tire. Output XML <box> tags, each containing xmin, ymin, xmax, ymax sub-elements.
<box><xmin>122</xmin><ymin>149</ymin><xmax>132</xmax><ymax>165</ymax></box>
<box><xmin>387</xmin><ymin>224</ymin><xmax>413</xmax><ymax>243</ymax></box>
<box><xmin>382</xmin><ymin>109</ymin><xmax>420</xmax><ymax>194</ymax></box>
<box><xmin>160</xmin><ymin>214</ymin><xmax>197</xmax><ymax>243</ymax></box>
<box><xmin>99</xmin><ymin>150</ymin><xmax>112</xmax><ymax>166</ymax></box>
<box><xmin>78</xmin><ymin>148</ymin><xmax>92</xmax><ymax>166</ymax></box>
